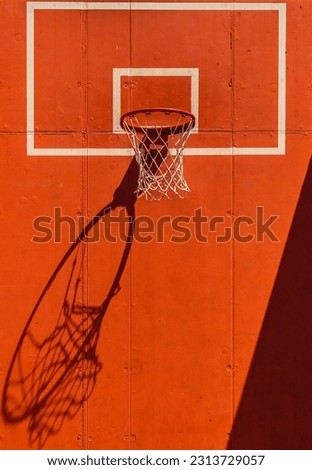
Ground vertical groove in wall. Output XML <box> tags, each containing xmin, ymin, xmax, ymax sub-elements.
<box><xmin>128</xmin><ymin>1</ymin><xmax>133</xmax><ymax>450</ymax></box>
<box><xmin>128</xmin><ymin>241</ymin><xmax>133</xmax><ymax>451</ymax></box>
<box><xmin>229</xmin><ymin>5</ymin><xmax>236</xmax><ymax>447</ymax></box>
<box><xmin>81</xmin><ymin>4</ymin><xmax>89</xmax><ymax>451</ymax></box>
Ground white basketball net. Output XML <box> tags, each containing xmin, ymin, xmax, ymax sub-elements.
<box><xmin>121</xmin><ymin>109</ymin><xmax>195</xmax><ymax>200</ymax></box>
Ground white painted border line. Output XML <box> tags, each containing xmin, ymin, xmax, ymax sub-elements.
<box><xmin>26</xmin><ymin>3</ymin><xmax>35</xmax><ymax>155</ymax></box>
<box><xmin>184</xmin><ymin>146</ymin><xmax>286</xmax><ymax>156</ymax></box>
<box><xmin>113</xmin><ymin>68</ymin><xmax>199</xmax><ymax>133</ymax></box>
<box><xmin>27</xmin><ymin>146</ymin><xmax>286</xmax><ymax>157</ymax></box>
<box><xmin>26</xmin><ymin>2</ymin><xmax>286</xmax><ymax>156</ymax></box>
<box><xmin>27</xmin><ymin>2</ymin><xmax>285</xmax><ymax>12</ymax></box>
<box><xmin>277</xmin><ymin>3</ymin><xmax>286</xmax><ymax>154</ymax></box>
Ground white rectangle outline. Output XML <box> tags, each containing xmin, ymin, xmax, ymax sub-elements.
<box><xmin>113</xmin><ymin>68</ymin><xmax>199</xmax><ymax>133</ymax></box>
<box><xmin>26</xmin><ymin>2</ymin><xmax>286</xmax><ymax>156</ymax></box>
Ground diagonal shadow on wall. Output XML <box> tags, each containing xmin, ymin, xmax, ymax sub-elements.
<box><xmin>2</xmin><ymin>159</ymin><xmax>139</xmax><ymax>449</ymax></box>
<box><xmin>228</xmin><ymin>157</ymin><xmax>312</xmax><ymax>449</ymax></box>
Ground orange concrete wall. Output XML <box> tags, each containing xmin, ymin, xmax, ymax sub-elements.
<box><xmin>0</xmin><ymin>0</ymin><xmax>311</xmax><ymax>450</ymax></box>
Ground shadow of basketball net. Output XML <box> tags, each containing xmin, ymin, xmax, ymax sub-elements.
<box><xmin>2</xmin><ymin>159</ymin><xmax>138</xmax><ymax>449</ymax></box>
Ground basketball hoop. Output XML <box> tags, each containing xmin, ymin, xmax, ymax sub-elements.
<box><xmin>120</xmin><ymin>108</ymin><xmax>195</xmax><ymax>200</ymax></box>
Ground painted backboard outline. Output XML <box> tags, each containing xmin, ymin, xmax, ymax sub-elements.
<box><xmin>26</xmin><ymin>2</ymin><xmax>286</xmax><ymax>156</ymax></box>
<box><xmin>113</xmin><ymin>68</ymin><xmax>199</xmax><ymax>134</ymax></box>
